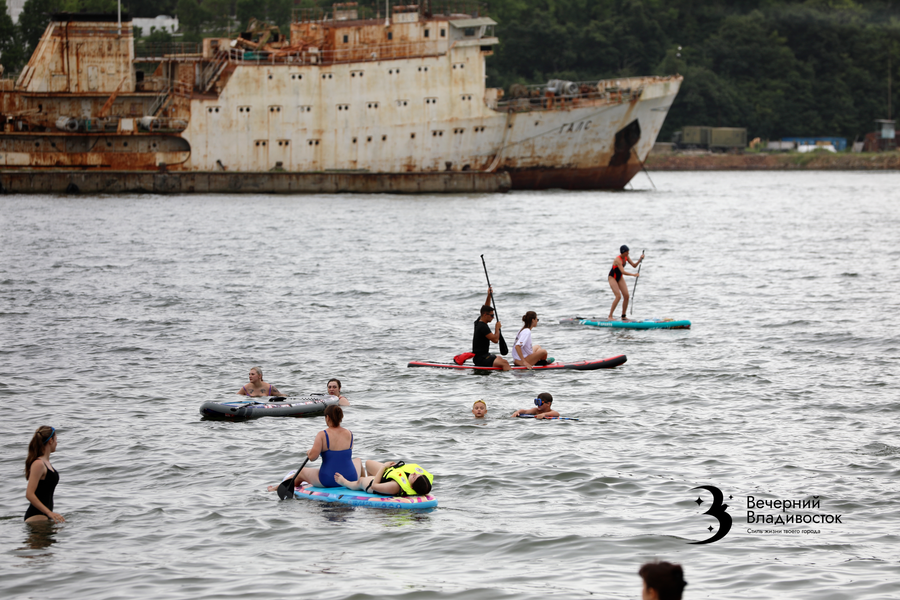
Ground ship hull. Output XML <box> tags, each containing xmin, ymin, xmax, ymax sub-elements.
<box><xmin>0</xmin><ymin>10</ymin><xmax>682</xmax><ymax>192</ymax></box>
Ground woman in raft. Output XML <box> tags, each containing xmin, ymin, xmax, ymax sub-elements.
<box><xmin>608</xmin><ymin>245</ymin><xmax>644</xmax><ymax>320</ymax></box>
<box><xmin>237</xmin><ymin>366</ymin><xmax>283</xmax><ymax>397</ymax></box>
<box><xmin>326</xmin><ymin>378</ymin><xmax>350</xmax><ymax>406</ymax></box>
<box><xmin>511</xmin><ymin>311</ymin><xmax>552</xmax><ymax>370</ymax></box>
<box><xmin>268</xmin><ymin>405</ymin><xmax>361</xmax><ymax>491</ymax></box>
<box><xmin>335</xmin><ymin>460</ymin><xmax>433</xmax><ymax>497</ymax></box>
<box><xmin>24</xmin><ymin>425</ymin><xmax>65</xmax><ymax>524</ymax></box>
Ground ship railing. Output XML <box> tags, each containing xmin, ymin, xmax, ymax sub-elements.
<box><xmin>200</xmin><ymin>49</ymin><xmax>231</xmax><ymax>93</ymax></box>
<box><xmin>494</xmin><ymin>78</ymin><xmax>646</xmax><ymax>112</ymax></box>
<box><xmin>134</xmin><ymin>42</ymin><xmax>203</xmax><ymax>62</ymax></box>
<box><xmin>230</xmin><ymin>40</ymin><xmax>449</xmax><ymax>66</ymax></box>
<box><xmin>293</xmin><ymin>0</ymin><xmax>486</xmax><ymax>22</ymax></box>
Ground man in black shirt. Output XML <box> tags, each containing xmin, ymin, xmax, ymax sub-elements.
<box><xmin>472</xmin><ymin>287</ymin><xmax>510</xmax><ymax>370</ymax></box>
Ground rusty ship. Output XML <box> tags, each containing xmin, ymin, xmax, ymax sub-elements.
<box><xmin>0</xmin><ymin>2</ymin><xmax>682</xmax><ymax>193</ymax></box>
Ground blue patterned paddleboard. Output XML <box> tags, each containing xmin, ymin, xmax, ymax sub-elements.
<box><xmin>561</xmin><ymin>317</ymin><xmax>691</xmax><ymax>330</ymax></box>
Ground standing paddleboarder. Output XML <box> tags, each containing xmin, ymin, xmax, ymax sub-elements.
<box><xmin>473</xmin><ymin>287</ymin><xmax>510</xmax><ymax>370</ymax></box>
<box><xmin>608</xmin><ymin>245</ymin><xmax>643</xmax><ymax>320</ymax></box>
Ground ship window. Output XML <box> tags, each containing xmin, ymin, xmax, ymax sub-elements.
<box><xmin>367</xmin><ymin>136</ymin><xmax>372</xmax><ymax>142</ymax></box>
<box><xmin>410</xmin><ymin>133</ymin><xmax>415</xmax><ymax>139</ymax></box>
<box><xmin>388</xmin><ymin>32</ymin><xmax>393</xmax><ymax>40</ymax></box>
<box><xmin>441</xmin><ymin>28</ymin><xmax>446</xmax><ymax>37</ymax></box>
<box><xmin>285</xmin><ymin>140</ymin><xmax>289</xmax><ymax>146</ymax></box>
<box><xmin>352</xmin><ymin>137</ymin><xmax>357</xmax><ymax>143</ymax></box>
<box><xmin>123</xmin><ymin>142</ymin><xmax>128</xmax><ymax>147</ymax></box>
<box><xmin>343</xmin><ymin>35</ymin><xmax>348</xmax><ymax>43</ymax></box>
<box><xmin>424</xmin><ymin>29</ymin><xmax>430</xmax><ymax>38</ymax></box>
<box><xmin>464</xmin><ymin>27</ymin><xmax>476</xmax><ymax>37</ymax></box>
<box><xmin>268</xmin><ymin>74</ymin><xmax>273</xmax><ymax>79</ymax></box>
<box><xmin>382</xmin><ymin>135</ymin><xmax>387</xmax><ymax>141</ymax></box>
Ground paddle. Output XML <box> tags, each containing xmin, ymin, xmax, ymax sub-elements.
<box><xmin>480</xmin><ymin>255</ymin><xmax>509</xmax><ymax>355</ymax></box>
<box><xmin>630</xmin><ymin>249</ymin><xmax>645</xmax><ymax>316</ymax></box>
<box><xmin>277</xmin><ymin>456</ymin><xmax>310</xmax><ymax>500</ymax></box>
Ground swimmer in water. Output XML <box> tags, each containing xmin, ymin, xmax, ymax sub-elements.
<box><xmin>511</xmin><ymin>392</ymin><xmax>560</xmax><ymax>419</ymax></box>
<box><xmin>237</xmin><ymin>366</ymin><xmax>283</xmax><ymax>397</ymax></box>
<box><xmin>472</xmin><ymin>400</ymin><xmax>487</xmax><ymax>418</ymax></box>
<box><xmin>327</xmin><ymin>378</ymin><xmax>350</xmax><ymax>406</ymax></box>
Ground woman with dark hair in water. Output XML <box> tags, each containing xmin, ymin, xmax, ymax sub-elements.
<box><xmin>326</xmin><ymin>378</ymin><xmax>350</xmax><ymax>406</ymax></box>
<box><xmin>24</xmin><ymin>425</ymin><xmax>64</xmax><ymax>523</ymax></box>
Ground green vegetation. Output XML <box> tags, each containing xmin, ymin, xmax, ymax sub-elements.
<box><xmin>3</xmin><ymin>0</ymin><xmax>899</xmax><ymax>140</ymax></box>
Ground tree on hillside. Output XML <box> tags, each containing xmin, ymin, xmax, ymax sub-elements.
<box><xmin>0</xmin><ymin>0</ymin><xmax>25</xmax><ymax>73</ymax></box>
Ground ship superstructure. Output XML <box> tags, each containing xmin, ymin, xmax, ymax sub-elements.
<box><xmin>0</xmin><ymin>2</ymin><xmax>682</xmax><ymax>190</ymax></box>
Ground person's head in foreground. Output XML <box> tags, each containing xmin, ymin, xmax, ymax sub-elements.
<box><xmin>472</xmin><ymin>400</ymin><xmax>487</xmax><ymax>418</ymax></box>
<box><xmin>639</xmin><ymin>561</ymin><xmax>686</xmax><ymax>600</ymax></box>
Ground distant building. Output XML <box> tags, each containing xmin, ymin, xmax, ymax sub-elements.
<box><xmin>781</xmin><ymin>137</ymin><xmax>847</xmax><ymax>151</ymax></box>
<box><xmin>133</xmin><ymin>15</ymin><xmax>179</xmax><ymax>36</ymax></box>
<box><xmin>7</xmin><ymin>0</ymin><xmax>25</xmax><ymax>22</ymax></box>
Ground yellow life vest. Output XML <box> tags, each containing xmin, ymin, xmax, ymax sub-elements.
<box><xmin>381</xmin><ymin>463</ymin><xmax>434</xmax><ymax>496</ymax></box>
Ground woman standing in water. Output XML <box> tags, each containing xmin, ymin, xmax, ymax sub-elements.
<box><xmin>608</xmin><ymin>245</ymin><xmax>643</xmax><ymax>320</ymax></box>
<box><xmin>237</xmin><ymin>366</ymin><xmax>283</xmax><ymax>397</ymax></box>
<box><xmin>24</xmin><ymin>426</ymin><xmax>64</xmax><ymax>523</ymax></box>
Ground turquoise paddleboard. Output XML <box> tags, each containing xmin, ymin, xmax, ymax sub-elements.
<box><xmin>294</xmin><ymin>485</ymin><xmax>438</xmax><ymax>510</ymax></box>
<box><xmin>561</xmin><ymin>317</ymin><xmax>691</xmax><ymax>330</ymax></box>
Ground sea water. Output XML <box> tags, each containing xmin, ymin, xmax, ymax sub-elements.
<box><xmin>1</xmin><ymin>171</ymin><xmax>898</xmax><ymax>599</ymax></box>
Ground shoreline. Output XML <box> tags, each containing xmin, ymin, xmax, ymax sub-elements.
<box><xmin>645</xmin><ymin>151</ymin><xmax>900</xmax><ymax>171</ymax></box>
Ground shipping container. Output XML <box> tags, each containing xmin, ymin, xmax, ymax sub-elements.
<box><xmin>709</xmin><ymin>127</ymin><xmax>747</xmax><ymax>150</ymax></box>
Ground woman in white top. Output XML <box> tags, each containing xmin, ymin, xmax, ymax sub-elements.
<box><xmin>512</xmin><ymin>311</ymin><xmax>550</xmax><ymax>369</ymax></box>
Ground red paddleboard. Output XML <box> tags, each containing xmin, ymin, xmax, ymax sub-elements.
<box><xmin>407</xmin><ymin>355</ymin><xmax>626</xmax><ymax>371</ymax></box>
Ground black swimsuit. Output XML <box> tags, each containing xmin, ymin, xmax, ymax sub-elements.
<box><xmin>24</xmin><ymin>461</ymin><xmax>59</xmax><ymax>521</ymax></box>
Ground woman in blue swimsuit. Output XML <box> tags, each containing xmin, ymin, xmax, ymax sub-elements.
<box><xmin>293</xmin><ymin>405</ymin><xmax>361</xmax><ymax>488</ymax></box>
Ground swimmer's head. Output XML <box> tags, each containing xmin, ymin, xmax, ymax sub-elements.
<box><xmin>534</xmin><ymin>392</ymin><xmax>553</xmax><ymax>407</ymax></box>
<box><xmin>327</xmin><ymin>378</ymin><xmax>342</xmax><ymax>394</ymax></box>
<box><xmin>249</xmin><ymin>366</ymin><xmax>263</xmax><ymax>381</ymax></box>
<box><xmin>620</xmin><ymin>245</ymin><xmax>630</xmax><ymax>255</ymax></box>
<box><xmin>472</xmin><ymin>400</ymin><xmax>487</xmax><ymax>418</ymax></box>
<box><xmin>411</xmin><ymin>472</ymin><xmax>433</xmax><ymax>495</ymax></box>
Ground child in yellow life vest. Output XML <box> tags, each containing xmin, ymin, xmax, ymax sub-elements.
<box><xmin>334</xmin><ymin>460</ymin><xmax>433</xmax><ymax>497</ymax></box>
<box><xmin>511</xmin><ymin>392</ymin><xmax>559</xmax><ymax>419</ymax></box>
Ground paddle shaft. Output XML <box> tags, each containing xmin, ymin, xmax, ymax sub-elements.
<box><xmin>630</xmin><ymin>249</ymin><xmax>645</xmax><ymax>316</ymax></box>
<box><xmin>480</xmin><ymin>255</ymin><xmax>509</xmax><ymax>356</ymax></box>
